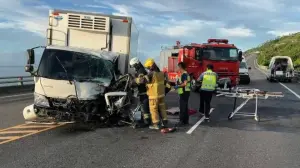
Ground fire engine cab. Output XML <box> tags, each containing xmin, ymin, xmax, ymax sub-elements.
<box><xmin>160</xmin><ymin>39</ymin><xmax>243</xmax><ymax>91</ymax></box>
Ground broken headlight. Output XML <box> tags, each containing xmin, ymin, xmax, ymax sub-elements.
<box><xmin>34</xmin><ymin>93</ymin><xmax>50</xmax><ymax>107</ymax></box>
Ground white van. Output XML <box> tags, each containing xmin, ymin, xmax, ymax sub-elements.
<box><xmin>267</xmin><ymin>56</ymin><xmax>294</xmax><ymax>82</ymax></box>
<box><xmin>239</xmin><ymin>56</ymin><xmax>251</xmax><ymax>84</ymax></box>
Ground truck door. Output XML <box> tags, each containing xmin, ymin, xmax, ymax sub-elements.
<box><xmin>188</xmin><ymin>47</ymin><xmax>202</xmax><ymax>79</ymax></box>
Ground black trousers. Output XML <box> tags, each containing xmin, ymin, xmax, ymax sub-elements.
<box><xmin>140</xmin><ymin>95</ymin><xmax>151</xmax><ymax>125</ymax></box>
<box><xmin>179</xmin><ymin>91</ymin><xmax>190</xmax><ymax>124</ymax></box>
<box><xmin>199</xmin><ymin>90</ymin><xmax>213</xmax><ymax>118</ymax></box>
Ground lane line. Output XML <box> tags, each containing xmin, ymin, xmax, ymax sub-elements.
<box><xmin>0</xmin><ymin>93</ymin><xmax>33</xmax><ymax>99</ymax></box>
<box><xmin>0</xmin><ymin>123</ymin><xmax>66</xmax><ymax>145</ymax></box>
<box><xmin>0</xmin><ymin>130</ymin><xmax>39</xmax><ymax>134</ymax></box>
<box><xmin>0</xmin><ymin>136</ymin><xmax>20</xmax><ymax>140</ymax></box>
<box><xmin>278</xmin><ymin>83</ymin><xmax>300</xmax><ymax>99</ymax></box>
<box><xmin>253</xmin><ymin>59</ymin><xmax>300</xmax><ymax>100</ymax></box>
<box><xmin>186</xmin><ymin>108</ymin><xmax>215</xmax><ymax>134</ymax></box>
<box><xmin>14</xmin><ymin>125</ymin><xmax>52</xmax><ymax>128</ymax></box>
<box><xmin>0</xmin><ymin>123</ymin><xmax>28</xmax><ymax>132</ymax></box>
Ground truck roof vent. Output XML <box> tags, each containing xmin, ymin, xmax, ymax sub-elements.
<box><xmin>68</xmin><ymin>15</ymin><xmax>80</xmax><ymax>28</ymax></box>
<box><xmin>67</xmin><ymin>14</ymin><xmax>110</xmax><ymax>33</ymax></box>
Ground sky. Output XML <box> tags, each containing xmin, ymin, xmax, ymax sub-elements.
<box><xmin>1</xmin><ymin>0</ymin><xmax>300</xmax><ymax>66</ymax></box>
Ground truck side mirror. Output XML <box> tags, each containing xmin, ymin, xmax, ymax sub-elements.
<box><xmin>238</xmin><ymin>51</ymin><xmax>243</xmax><ymax>61</ymax></box>
<box><xmin>26</xmin><ymin>49</ymin><xmax>35</xmax><ymax>64</ymax></box>
<box><xmin>25</xmin><ymin>64</ymin><xmax>34</xmax><ymax>72</ymax></box>
<box><xmin>195</xmin><ymin>48</ymin><xmax>202</xmax><ymax>61</ymax></box>
<box><xmin>248</xmin><ymin>67</ymin><xmax>251</xmax><ymax>70</ymax></box>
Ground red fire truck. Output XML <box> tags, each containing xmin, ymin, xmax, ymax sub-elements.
<box><xmin>160</xmin><ymin>39</ymin><xmax>243</xmax><ymax>90</ymax></box>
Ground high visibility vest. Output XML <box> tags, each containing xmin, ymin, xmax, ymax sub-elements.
<box><xmin>146</xmin><ymin>71</ymin><xmax>165</xmax><ymax>99</ymax></box>
<box><xmin>201</xmin><ymin>70</ymin><xmax>217</xmax><ymax>91</ymax></box>
<box><xmin>177</xmin><ymin>71</ymin><xmax>191</xmax><ymax>94</ymax></box>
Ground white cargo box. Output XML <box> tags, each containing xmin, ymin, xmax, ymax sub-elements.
<box><xmin>47</xmin><ymin>9</ymin><xmax>139</xmax><ymax>75</ymax></box>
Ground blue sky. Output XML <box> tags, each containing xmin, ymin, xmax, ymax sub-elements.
<box><xmin>1</xmin><ymin>0</ymin><xmax>300</xmax><ymax>66</ymax></box>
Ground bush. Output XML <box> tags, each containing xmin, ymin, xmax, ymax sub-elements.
<box><xmin>246</xmin><ymin>32</ymin><xmax>300</xmax><ymax>67</ymax></box>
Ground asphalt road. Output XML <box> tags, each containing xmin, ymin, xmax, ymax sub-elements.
<box><xmin>0</xmin><ymin>55</ymin><xmax>300</xmax><ymax>168</ymax></box>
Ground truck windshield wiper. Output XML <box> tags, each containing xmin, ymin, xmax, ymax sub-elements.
<box><xmin>55</xmin><ymin>56</ymin><xmax>73</xmax><ymax>85</ymax></box>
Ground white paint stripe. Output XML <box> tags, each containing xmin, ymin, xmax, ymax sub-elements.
<box><xmin>0</xmin><ymin>93</ymin><xmax>33</xmax><ymax>99</ymax></box>
<box><xmin>186</xmin><ymin>108</ymin><xmax>215</xmax><ymax>134</ymax></box>
<box><xmin>278</xmin><ymin>82</ymin><xmax>300</xmax><ymax>99</ymax></box>
<box><xmin>254</xmin><ymin>59</ymin><xmax>300</xmax><ymax>100</ymax></box>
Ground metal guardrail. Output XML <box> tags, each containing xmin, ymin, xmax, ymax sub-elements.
<box><xmin>0</xmin><ymin>76</ymin><xmax>34</xmax><ymax>87</ymax></box>
<box><xmin>295</xmin><ymin>71</ymin><xmax>300</xmax><ymax>82</ymax></box>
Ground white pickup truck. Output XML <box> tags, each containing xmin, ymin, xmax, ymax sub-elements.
<box><xmin>23</xmin><ymin>9</ymin><xmax>139</xmax><ymax>127</ymax></box>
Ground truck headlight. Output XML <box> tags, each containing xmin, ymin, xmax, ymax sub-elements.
<box><xmin>34</xmin><ymin>93</ymin><xmax>50</xmax><ymax>107</ymax></box>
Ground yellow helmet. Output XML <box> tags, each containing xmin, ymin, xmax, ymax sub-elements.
<box><xmin>144</xmin><ymin>58</ymin><xmax>155</xmax><ymax>68</ymax></box>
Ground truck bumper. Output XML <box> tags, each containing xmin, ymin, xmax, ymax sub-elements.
<box><xmin>239</xmin><ymin>74</ymin><xmax>250</xmax><ymax>84</ymax></box>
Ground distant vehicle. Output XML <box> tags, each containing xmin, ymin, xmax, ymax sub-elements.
<box><xmin>239</xmin><ymin>56</ymin><xmax>251</xmax><ymax>84</ymax></box>
<box><xmin>266</xmin><ymin>56</ymin><xmax>294</xmax><ymax>82</ymax></box>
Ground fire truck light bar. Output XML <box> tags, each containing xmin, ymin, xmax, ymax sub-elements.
<box><xmin>208</xmin><ymin>39</ymin><xmax>229</xmax><ymax>44</ymax></box>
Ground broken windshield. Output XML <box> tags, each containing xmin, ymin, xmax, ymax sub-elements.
<box><xmin>202</xmin><ymin>47</ymin><xmax>239</xmax><ymax>61</ymax></box>
<box><xmin>37</xmin><ymin>49</ymin><xmax>114</xmax><ymax>83</ymax></box>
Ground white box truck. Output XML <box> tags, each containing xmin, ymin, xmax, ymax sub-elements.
<box><xmin>23</xmin><ymin>9</ymin><xmax>139</xmax><ymax>126</ymax></box>
<box><xmin>47</xmin><ymin>9</ymin><xmax>138</xmax><ymax>75</ymax></box>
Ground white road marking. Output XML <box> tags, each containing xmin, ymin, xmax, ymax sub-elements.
<box><xmin>278</xmin><ymin>83</ymin><xmax>300</xmax><ymax>99</ymax></box>
<box><xmin>166</xmin><ymin>107</ymin><xmax>180</xmax><ymax>113</ymax></box>
<box><xmin>253</xmin><ymin>58</ymin><xmax>300</xmax><ymax>100</ymax></box>
<box><xmin>0</xmin><ymin>93</ymin><xmax>33</xmax><ymax>99</ymax></box>
<box><xmin>186</xmin><ymin>108</ymin><xmax>215</xmax><ymax>134</ymax></box>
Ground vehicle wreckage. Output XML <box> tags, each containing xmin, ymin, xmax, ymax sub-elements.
<box><xmin>23</xmin><ymin>46</ymin><xmax>143</xmax><ymax>130</ymax></box>
<box><xmin>23</xmin><ymin>9</ymin><xmax>144</xmax><ymax>130</ymax></box>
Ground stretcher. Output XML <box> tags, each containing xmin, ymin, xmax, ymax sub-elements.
<box><xmin>216</xmin><ymin>87</ymin><xmax>284</xmax><ymax>122</ymax></box>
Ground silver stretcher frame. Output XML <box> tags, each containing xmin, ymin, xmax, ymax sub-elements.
<box><xmin>216</xmin><ymin>87</ymin><xmax>284</xmax><ymax>122</ymax></box>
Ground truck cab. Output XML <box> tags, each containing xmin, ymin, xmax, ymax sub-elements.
<box><xmin>167</xmin><ymin>39</ymin><xmax>242</xmax><ymax>90</ymax></box>
<box><xmin>23</xmin><ymin>9</ymin><xmax>138</xmax><ymax>123</ymax></box>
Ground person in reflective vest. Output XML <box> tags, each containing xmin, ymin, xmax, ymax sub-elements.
<box><xmin>174</xmin><ymin>62</ymin><xmax>191</xmax><ymax>126</ymax></box>
<box><xmin>141</xmin><ymin>58</ymin><xmax>168</xmax><ymax>130</ymax></box>
<box><xmin>197</xmin><ymin>64</ymin><xmax>218</xmax><ymax>122</ymax></box>
<box><xmin>129</xmin><ymin>57</ymin><xmax>151</xmax><ymax>126</ymax></box>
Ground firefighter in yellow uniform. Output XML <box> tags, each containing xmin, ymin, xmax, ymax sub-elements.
<box><xmin>197</xmin><ymin>64</ymin><xmax>218</xmax><ymax>122</ymax></box>
<box><xmin>143</xmin><ymin>58</ymin><xmax>168</xmax><ymax>130</ymax></box>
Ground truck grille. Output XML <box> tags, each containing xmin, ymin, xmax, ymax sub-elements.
<box><xmin>68</xmin><ymin>14</ymin><xmax>109</xmax><ymax>32</ymax></box>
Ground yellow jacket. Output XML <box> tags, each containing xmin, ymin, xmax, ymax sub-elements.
<box><xmin>145</xmin><ymin>71</ymin><xmax>165</xmax><ymax>99</ymax></box>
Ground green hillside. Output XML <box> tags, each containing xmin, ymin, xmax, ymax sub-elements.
<box><xmin>245</xmin><ymin>32</ymin><xmax>300</xmax><ymax>69</ymax></box>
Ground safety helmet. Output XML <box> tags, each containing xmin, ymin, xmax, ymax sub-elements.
<box><xmin>129</xmin><ymin>57</ymin><xmax>140</xmax><ymax>66</ymax></box>
<box><xmin>144</xmin><ymin>58</ymin><xmax>155</xmax><ymax>68</ymax></box>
